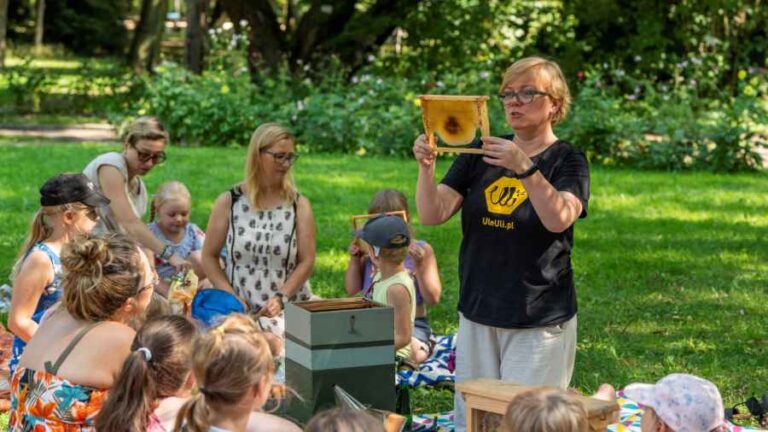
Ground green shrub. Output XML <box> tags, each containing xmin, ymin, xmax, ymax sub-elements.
<box><xmin>123</xmin><ymin>57</ymin><xmax>767</xmax><ymax>171</ymax></box>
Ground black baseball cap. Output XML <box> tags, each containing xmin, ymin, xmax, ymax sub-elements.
<box><xmin>358</xmin><ymin>215</ymin><xmax>411</xmax><ymax>249</ymax></box>
<box><xmin>40</xmin><ymin>173</ymin><xmax>110</xmax><ymax>208</ymax></box>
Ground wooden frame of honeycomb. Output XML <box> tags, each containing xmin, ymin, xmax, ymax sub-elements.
<box><xmin>419</xmin><ymin>95</ymin><xmax>490</xmax><ymax>155</ymax></box>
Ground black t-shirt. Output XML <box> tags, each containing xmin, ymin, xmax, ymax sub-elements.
<box><xmin>441</xmin><ymin>137</ymin><xmax>590</xmax><ymax>328</ymax></box>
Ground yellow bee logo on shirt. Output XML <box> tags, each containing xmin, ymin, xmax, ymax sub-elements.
<box><xmin>484</xmin><ymin>177</ymin><xmax>528</xmax><ymax>215</ymax></box>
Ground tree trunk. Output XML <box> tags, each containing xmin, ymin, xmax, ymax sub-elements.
<box><xmin>34</xmin><ymin>0</ymin><xmax>45</xmax><ymax>54</ymax></box>
<box><xmin>128</xmin><ymin>0</ymin><xmax>168</xmax><ymax>74</ymax></box>
<box><xmin>185</xmin><ymin>0</ymin><xmax>207</xmax><ymax>74</ymax></box>
<box><xmin>0</xmin><ymin>0</ymin><xmax>8</xmax><ymax>69</ymax></box>
<box><xmin>220</xmin><ymin>0</ymin><xmax>285</xmax><ymax>80</ymax></box>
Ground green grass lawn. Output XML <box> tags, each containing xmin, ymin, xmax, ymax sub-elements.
<box><xmin>0</xmin><ymin>138</ymin><xmax>767</xmax><ymax>423</ymax></box>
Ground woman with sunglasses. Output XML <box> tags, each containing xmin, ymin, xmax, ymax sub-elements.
<box><xmin>202</xmin><ymin>123</ymin><xmax>315</xmax><ymax>335</ymax></box>
<box><xmin>7</xmin><ymin>173</ymin><xmax>109</xmax><ymax>378</ymax></box>
<box><xmin>412</xmin><ymin>56</ymin><xmax>590</xmax><ymax>432</ymax></box>
<box><xmin>8</xmin><ymin>233</ymin><xmax>155</xmax><ymax>431</ymax></box>
<box><xmin>83</xmin><ymin>116</ymin><xmax>189</xmax><ymax>275</ymax></box>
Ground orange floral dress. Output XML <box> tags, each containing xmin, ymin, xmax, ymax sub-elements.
<box><xmin>8</xmin><ymin>367</ymin><xmax>107</xmax><ymax>431</ymax></box>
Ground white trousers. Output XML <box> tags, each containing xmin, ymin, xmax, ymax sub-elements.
<box><xmin>453</xmin><ymin>313</ymin><xmax>577</xmax><ymax>432</ymax></box>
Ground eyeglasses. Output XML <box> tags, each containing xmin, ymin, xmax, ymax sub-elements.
<box><xmin>137</xmin><ymin>275</ymin><xmax>159</xmax><ymax>295</ymax></box>
<box><xmin>497</xmin><ymin>88</ymin><xmax>550</xmax><ymax>105</ymax></box>
<box><xmin>262</xmin><ymin>150</ymin><xmax>299</xmax><ymax>166</ymax></box>
<box><xmin>131</xmin><ymin>143</ymin><xmax>167</xmax><ymax>165</ymax></box>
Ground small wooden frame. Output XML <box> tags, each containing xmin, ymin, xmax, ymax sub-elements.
<box><xmin>456</xmin><ymin>379</ymin><xmax>619</xmax><ymax>432</ymax></box>
<box><xmin>419</xmin><ymin>95</ymin><xmax>490</xmax><ymax>155</ymax></box>
<box><xmin>350</xmin><ymin>210</ymin><xmax>408</xmax><ymax>251</ymax></box>
<box><xmin>351</xmin><ymin>210</ymin><xmax>408</xmax><ymax>232</ymax></box>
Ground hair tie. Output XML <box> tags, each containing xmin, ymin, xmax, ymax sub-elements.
<box><xmin>198</xmin><ymin>387</ymin><xmax>213</xmax><ymax>397</ymax></box>
<box><xmin>136</xmin><ymin>347</ymin><xmax>152</xmax><ymax>362</ymax></box>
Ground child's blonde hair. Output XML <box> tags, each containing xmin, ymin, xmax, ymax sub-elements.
<box><xmin>150</xmin><ymin>181</ymin><xmax>192</xmax><ymax>222</ymax></box>
<box><xmin>10</xmin><ymin>202</ymin><xmax>90</xmax><ymax>280</ymax></box>
<box><xmin>173</xmin><ymin>314</ymin><xmax>275</xmax><ymax>432</ymax></box>
<box><xmin>305</xmin><ymin>407</ymin><xmax>385</xmax><ymax>432</ymax></box>
<box><xmin>503</xmin><ymin>387</ymin><xmax>589</xmax><ymax>432</ymax></box>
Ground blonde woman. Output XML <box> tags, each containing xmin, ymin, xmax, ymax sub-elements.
<box><xmin>202</xmin><ymin>123</ymin><xmax>315</xmax><ymax>335</ymax></box>
<box><xmin>412</xmin><ymin>57</ymin><xmax>590</xmax><ymax>431</ymax></box>
<box><xmin>83</xmin><ymin>116</ymin><xmax>189</xmax><ymax>273</ymax></box>
<box><xmin>8</xmin><ymin>234</ymin><xmax>155</xmax><ymax>431</ymax></box>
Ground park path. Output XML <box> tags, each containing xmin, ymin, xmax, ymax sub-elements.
<box><xmin>0</xmin><ymin>123</ymin><xmax>118</xmax><ymax>142</ymax></box>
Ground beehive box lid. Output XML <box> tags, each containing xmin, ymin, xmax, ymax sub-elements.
<box><xmin>286</xmin><ymin>298</ymin><xmax>394</xmax><ymax>347</ymax></box>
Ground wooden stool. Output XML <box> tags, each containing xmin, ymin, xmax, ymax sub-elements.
<box><xmin>457</xmin><ymin>378</ymin><xmax>619</xmax><ymax>432</ymax></box>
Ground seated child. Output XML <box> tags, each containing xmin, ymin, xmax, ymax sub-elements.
<box><xmin>148</xmin><ymin>181</ymin><xmax>209</xmax><ymax>296</ymax></box>
<box><xmin>624</xmin><ymin>373</ymin><xmax>727</xmax><ymax>432</ymax></box>
<box><xmin>305</xmin><ymin>407</ymin><xmax>385</xmax><ymax>432</ymax></box>
<box><xmin>345</xmin><ymin>189</ymin><xmax>442</xmax><ymax>364</ymax></box>
<box><xmin>503</xmin><ymin>387</ymin><xmax>589</xmax><ymax>432</ymax></box>
<box><xmin>8</xmin><ymin>173</ymin><xmax>109</xmax><ymax>376</ymax></box>
<box><xmin>173</xmin><ymin>314</ymin><xmax>299</xmax><ymax>432</ymax></box>
<box><xmin>358</xmin><ymin>215</ymin><xmax>420</xmax><ymax>365</ymax></box>
<box><xmin>95</xmin><ymin>315</ymin><xmax>197</xmax><ymax>432</ymax></box>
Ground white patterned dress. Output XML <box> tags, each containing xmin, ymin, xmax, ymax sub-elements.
<box><xmin>224</xmin><ymin>187</ymin><xmax>312</xmax><ymax>335</ymax></box>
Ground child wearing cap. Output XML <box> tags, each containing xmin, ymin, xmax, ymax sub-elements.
<box><xmin>624</xmin><ymin>373</ymin><xmax>727</xmax><ymax>432</ymax></box>
<box><xmin>359</xmin><ymin>215</ymin><xmax>421</xmax><ymax>364</ymax></box>
<box><xmin>7</xmin><ymin>173</ymin><xmax>109</xmax><ymax>376</ymax></box>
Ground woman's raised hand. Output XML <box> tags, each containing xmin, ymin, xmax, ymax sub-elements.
<box><xmin>413</xmin><ymin>134</ymin><xmax>437</xmax><ymax>168</ymax></box>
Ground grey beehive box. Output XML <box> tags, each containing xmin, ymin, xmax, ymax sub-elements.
<box><xmin>284</xmin><ymin>298</ymin><xmax>395</xmax><ymax>424</ymax></box>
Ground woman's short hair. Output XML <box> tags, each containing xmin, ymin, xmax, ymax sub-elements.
<box><xmin>503</xmin><ymin>387</ymin><xmax>589</xmax><ymax>432</ymax></box>
<box><xmin>499</xmin><ymin>57</ymin><xmax>571</xmax><ymax>125</ymax></box>
<box><xmin>123</xmin><ymin>116</ymin><xmax>169</xmax><ymax>146</ymax></box>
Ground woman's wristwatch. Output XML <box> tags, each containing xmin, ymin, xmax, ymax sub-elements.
<box><xmin>515</xmin><ymin>162</ymin><xmax>540</xmax><ymax>179</ymax></box>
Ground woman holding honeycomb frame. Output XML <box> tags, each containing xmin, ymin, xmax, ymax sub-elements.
<box><xmin>412</xmin><ymin>56</ymin><xmax>591</xmax><ymax>432</ymax></box>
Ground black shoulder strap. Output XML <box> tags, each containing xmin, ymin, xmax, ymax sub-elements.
<box><xmin>44</xmin><ymin>322</ymin><xmax>103</xmax><ymax>375</ymax></box>
<box><xmin>228</xmin><ymin>187</ymin><xmax>242</xmax><ymax>285</ymax></box>
<box><xmin>283</xmin><ymin>196</ymin><xmax>299</xmax><ymax>288</ymax></box>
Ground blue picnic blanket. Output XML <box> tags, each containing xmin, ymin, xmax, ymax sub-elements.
<box><xmin>397</xmin><ymin>334</ymin><xmax>456</xmax><ymax>388</ymax></box>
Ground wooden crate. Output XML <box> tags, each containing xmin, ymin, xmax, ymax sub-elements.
<box><xmin>456</xmin><ymin>379</ymin><xmax>619</xmax><ymax>432</ymax></box>
<box><xmin>284</xmin><ymin>298</ymin><xmax>395</xmax><ymax>424</ymax></box>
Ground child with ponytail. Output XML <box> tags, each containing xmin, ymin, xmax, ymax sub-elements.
<box><xmin>148</xmin><ymin>181</ymin><xmax>208</xmax><ymax>295</ymax></box>
<box><xmin>96</xmin><ymin>315</ymin><xmax>197</xmax><ymax>432</ymax></box>
<box><xmin>174</xmin><ymin>314</ymin><xmax>300</xmax><ymax>432</ymax></box>
<box><xmin>7</xmin><ymin>173</ymin><xmax>109</xmax><ymax>376</ymax></box>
